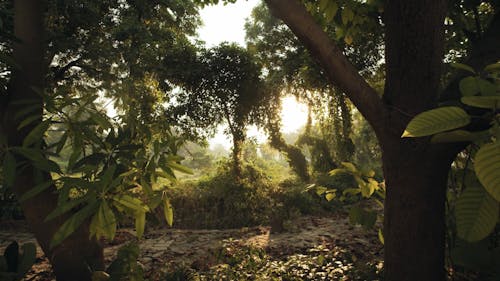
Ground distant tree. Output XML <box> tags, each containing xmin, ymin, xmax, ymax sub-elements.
<box><xmin>169</xmin><ymin>43</ymin><xmax>265</xmax><ymax>178</ymax></box>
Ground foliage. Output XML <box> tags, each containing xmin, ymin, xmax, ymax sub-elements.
<box><xmin>168</xmin><ymin>160</ymin><xmax>276</xmax><ymax>229</ymax></box>
<box><xmin>164</xmin><ymin>241</ymin><xmax>382</xmax><ymax>281</ymax></box>
<box><xmin>0</xmin><ymin>241</ymin><xmax>37</xmax><ymax>281</ymax></box>
<box><xmin>91</xmin><ymin>242</ymin><xmax>144</xmax><ymax>281</ymax></box>
<box><xmin>403</xmin><ymin>63</ymin><xmax>500</xmax><ymax>242</ymax></box>
<box><xmin>309</xmin><ymin>162</ymin><xmax>384</xmax><ymax>232</ymax></box>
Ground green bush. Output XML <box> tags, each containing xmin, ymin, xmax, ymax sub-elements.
<box><xmin>168</xmin><ymin>160</ymin><xmax>276</xmax><ymax>229</ymax></box>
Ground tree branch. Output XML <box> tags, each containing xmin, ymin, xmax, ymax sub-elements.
<box><xmin>264</xmin><ymin>0</ymin><xmax>385</xmax><ymax>133</ymax></box>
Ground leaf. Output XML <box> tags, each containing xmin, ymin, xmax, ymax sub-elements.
<box><xmin>135</xmin><ymin>211</ymin><xmax>146</xmax><ymax>239</ymax></box>
<box><xmin>55</xmin><ymin>132</ymin><xmax>68</xmax><ymax>154</ymax></box>
<box><xmin>88</xmin><ymin>110</ymin><xmax>112</xmax><ymax>129</ymax></box>
<box><xmin>90</xmin><ymin>201</ymin><xmax>117</xmax><ymax>240</ymax></box>
<box><xmin>325</xmin><ymin>192</ymin><xmax>336</xmax><ymax>201</ymax></box>
<box><xmin>23</xmin><ymin>119</ymin><xmax>51</xmax><ymax>147</ymax></box>
<box><xmin>349</xmin><ymin>206</ymin><xmax>377</xmax><ymax>229</ymax></box>
<box><xmin>451</xmin><ymin>63</ymin><xmax>476</xmax><ymax>74</ymax></box>
<box><xmin>328</xmin><ymin>168</ymin><xmax>349</xmax><ymax>176</ymax></box>
<box><xmin>340</xmin><ymin>162</ymin><xmax>357</xmax><ymax>173</ymax></box>
<box><xmin>455</xmin><ymin>184</ymin><xmax>499</xmax><ymax>242</ymax></box>
<box><xmin>461</xmin><ymin>96</ymin><xmax>500</xmax><ymax>109</ymax></box>
<box><xmin>45</xmin><ymin>196</ymin><xmax>89</xmax><ymax>222</ymax></box>
<box><xmin>3</xmin><ymin>152</ymin><xmax>16</xmax><ymax>187</ymax></box>
<box><xmin>324</xmin><ymin>1</ymin><xmax>338</xmax><ymax>22</ymax></box>
<box><xmin>431</xmin><ymin>130</ymin><xmax>475</xmax><ymax>143</ymax></box>
<box><xmin>17</xmin><ymin>114</ymin><xmax>41</xmax><ymax>130</ymax></box>
<box><xmin>459</xmin><ymin>77</ymin><xmax>479</xmax><ymax>97</ymax></box>
<box><xmin>402</xmin><ymin>106</ymin><xmax>470</xmax><ymax>137</ymax></box>
<box><xmin>475</xmin><ymin>142</ymin><xmax>500</xmax><ymax>201</ymax></box>
<box><xmin>341</xmin><ymin>7</ymin><xmax>354</xmax><ymax>25</ymax></box>
<box><xmin>19</xmin><ymin>180</ymin><xmax>54</xmax><ymax>202</ymax></box>
<box><xmin>113</xmin><ymin>195</ymin><xmax>149</xmax><ymax>213</ymax></box>
<box><xmin>50</xmin><ymin>201</ymin><xmax>99</xmax><ymax>249</ymax></box>
<box><xmin>378</xmin><ymin>229</ymin><xmax>384</xmax><ymax>245</ymax></box>
<box><xmin>163</xmin><ymin>198</ymin><xmax>174</xmax><ymax>227</ymax></box>
<box><xmin>165</xmin><ymin>161</ymin><xmax>193</xmax><ymax>175</ymax></box>
<box><xmin>484</xmin><ymin>62</ymin><xmax>500</xmax><ymax>73</ymax></box>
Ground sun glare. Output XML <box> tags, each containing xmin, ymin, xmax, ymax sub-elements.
<box><xmin>280</xmin><ymin>95</ymin><xmax>309</xmax><ymax>133</ymax></box>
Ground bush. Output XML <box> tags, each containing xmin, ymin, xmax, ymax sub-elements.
<box><xmin>168</xmin><ymin>160</ymin><xmax>276</xmax><ymax>229</ymax></box>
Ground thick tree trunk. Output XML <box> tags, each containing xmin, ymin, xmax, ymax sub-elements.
<box><xmin>3</xmin><ymin>1</ymin><xmax>104</xmax><ymax>280</ymax></box>
<box><xmin>381</xmin><ymin>138</ymin><xmax>458</xmax><ymax>281</ymax></box>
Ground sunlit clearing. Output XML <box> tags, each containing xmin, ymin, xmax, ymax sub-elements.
<box><xmin>280</xmin><ymin>95</ymin><xmax>309</xmax><ymax>133</ymax></box>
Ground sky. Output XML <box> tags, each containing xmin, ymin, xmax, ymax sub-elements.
<box><xmin>197</xmin><ymin>1</ymin><xmax>308</xmax><ymax>149</ymax></box>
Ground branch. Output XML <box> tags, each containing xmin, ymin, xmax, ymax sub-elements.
<box><xmin>264</xmin><ymin>0</ymin><xmax>385</xmax><ymax>132</ymax></box>
<box><xmin>51</xmin><ymin>57</ymin><xmax>82</xmax><ymax>82</ymax></box>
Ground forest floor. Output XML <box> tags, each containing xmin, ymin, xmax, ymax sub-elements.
<box><xmin>0</xmin><ymin>212</ymin><xmax>383</xmax><ymax>280</ymax></box>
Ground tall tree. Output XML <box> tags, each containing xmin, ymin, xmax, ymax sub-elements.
<box><xmin>169</xmin><ymin>43</ymin><xmax>264</xmax><ymax>178</ymax></box>
<box><xmin>262</xmin><ymin>0</ymin><xmax>500</xmax><ymax>280</ymax></box>
<box><xmin>1</xmin><ymin>1</ymin><xmax>104</xmax><ymax>280</ymax></box>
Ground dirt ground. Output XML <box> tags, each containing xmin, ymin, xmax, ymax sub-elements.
<box><xmin>0</xmin><ymin>213</ymin><xmax>383</xmax><ymax>280</ymax></box>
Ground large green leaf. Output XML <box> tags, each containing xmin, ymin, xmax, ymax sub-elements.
<box><xmin>461</xmin><ymin>96</ymin><xmax>500</xmax><ymax>109</ymax></box>
<box><xmin>50</xmin><ymin>201</ymin><xmax>99</xmax><ymax>249</ymax></box>
<box><xmin>402</xmin><ymin>106</ymin><xmax>470</xmax><ymax>137</ymax></box>
<box><xmin>475</xmin><ymin>142</ymin><xmax>500</xmax><ymax>201</ymax></box>
<box><xmin>455</xmin><ymin>184</ymin><xmax>499</xmax><ymax>242</ymax></box>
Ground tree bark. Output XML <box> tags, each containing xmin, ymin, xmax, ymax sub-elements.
<box><xmin>3</xmin><ymin>1</ymin><xmax>104</xmax><ymax>280</ymax></box>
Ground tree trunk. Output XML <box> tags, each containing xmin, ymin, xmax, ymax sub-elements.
<box><xmin>232</xmin><ymin>133</ymin><xmax>244</xmax><ymax>179</ymax></box>
<box><xmin>3</xmin><ymin>1</ymin><xmax>104</xmax><ymax>280</ymax></box>
<box><xmin>381</xmin><ymin>138</ymin><xmax>458</xmax><ymax>281</ymax></box>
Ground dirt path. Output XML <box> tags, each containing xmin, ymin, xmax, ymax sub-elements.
<box><xmin>1</xmin><ymin>214</ymin><xmax>382</xmax><ymax>280</ymax></box>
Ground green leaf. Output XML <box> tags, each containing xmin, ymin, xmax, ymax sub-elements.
<box><xmin>340</xmin><ymin>162</ymin><xmax>357</xmax><ymax>173</ymax></box>
<box><xmin>325</xmin><ymin>1</ymin><xmax>338</xmax><ymax>22</ymax></box>
<box><xmin>349</xmin><ymin>206</ymin><xmax>377</xmax><ymax>229</ymax></box>
<box><xmin>45</xmin><ymin>196</ymin><xmax>89</xmax><ymax>222</ymax></box>
<box><xmin>3</xmin><ymin>152</ymin><xmax>16</xmax><ymax>187</ymax></box>
<box><xmin>328</xmin><ymin>168</ymin><xmax>349</xmax><ymax>176</ymax></box>
<box><xmin>165</xmin><ymin>161</ymin><xmax>193</xmax><ymax>175</ymax></box>
<box><xmin>459</xmin><ymin>76</ymin><xmax>479</xmax><ymax>97</ymax></box>
<box><xmin>163</xmin><ymin>198</ymin><xmax>174</xmax><ymax>227</ymax></box>
<box><xmin>19</xmin><ymin>180</ymin><xmax>54</xmax><ymax>202</ymax></box>
<box><xmin>88</xmin><ymin>110</ymin><xmax>112</xmax><ymax>129</ymax></box>
<box><xmin>378</xmin><ymin>229</ymin><xmax>384</xmax><ymax>245</ymax></box>
<box><xmin>461</xmin><ymin>96</ymin><xmax>500</xmax><ymax>109</ymax></box>
<box><xmin>451</xmin><ymin>63</ymin><xmax>476</xmax><ymax>74</ymax></box>
<box><xmin>113</xmin><ymin>195</ymin><xmax>149</xmax><ymax>213</ymax></box>
<box><xmin>455</xmin><ymin>184</ymin><xmax>499</xmax><ymax>242</ymax></box>
<box><xmin>484</xmin><ymin>62</ymin><xmax>500</xmax><ymax>73</ymax></box>
<box><xmin>431</xmin><ymin>130</ymin><xmax>482</xmax><ymax>143</ymax></box>
<box><xmin>23</xmin><ymin>119</ymin><xmax>51</xmax><ymax>147</ymax></box>
<box><xmin>475</xmin><ymin>142</ymin><xmax>500</xmax><ymax>201</ymax></box>
<box><xmin>402</xmin><ymin>106</ymin><xmax>470</xmax><ymax>137</ymax></box>
<box><xmin>341</xmin><ymin>7</ymin><xmax>354</xmax><ymax>25</ymax></box>
<box><xmin>55</xmin><ymin>132</ymin><xmax>68</xmax><ymax>154</ymax></box>
<box><xmin>90</xmin><ymin>201</ymin><xmax>117</xmax><ymax>240</ymax></box>
<box><xmin>325</xmin><ymin>192</ymin><xmax>336</xmax><ymax>201</ymax></box>
<box><xmin>135</xmin><ymin>211</ymin><xmax>146</xmax><ymax>239</ymax></box>
<box><xmin>17</xmin><ymin>114</ymin><xmax>41</xmax><ymax>130</ymax></box>
<box><xmin>50</xmin><ymin>201</ymin><xmax>99</xmax><ymax>249</ymax></box>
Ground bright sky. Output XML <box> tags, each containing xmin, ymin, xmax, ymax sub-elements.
<box><xmin>198</xmin><ymin>1</ymin><xmax>309</xmax><ymax>149</ymax></box>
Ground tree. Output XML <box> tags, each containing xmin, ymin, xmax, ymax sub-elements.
<box><xmin>261</xmin><ymin>0</ymin><xmax>500</xmax><ymax>280</ymax></box>
<box><xmin>245</xmin><ymin>2</ymin><xmax>383</xmax><ymax>178</ymax></box>
<box><xmin>1</xmin><ymin>1</ymin><xmax>200</xmax><ymax>280</ymax></box>
<box><xmin>169</xmin><ymin>43</ymin><xmax>265</xmax><ymax>178</ymax></box>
